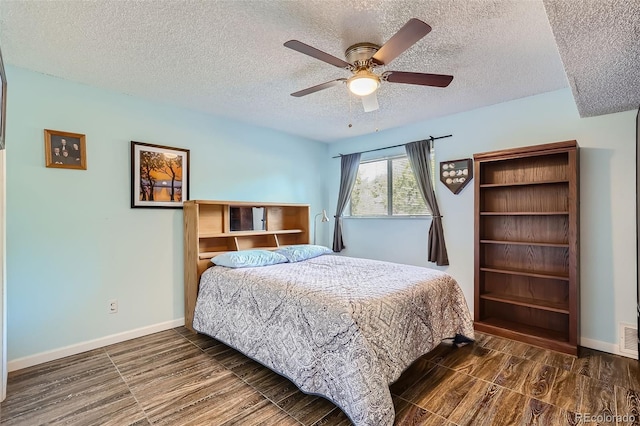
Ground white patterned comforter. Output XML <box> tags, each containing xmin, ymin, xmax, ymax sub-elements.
<box><xmin>193</xmin><ymin>255</ymin><xmax>474</xmax><ymax>425</ymax></box>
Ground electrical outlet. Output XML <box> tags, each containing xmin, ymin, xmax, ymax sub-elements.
<box><xmin>108</xmin><ymin>299</ymin><xmax>118</xmax><ymax>314</ymax></box>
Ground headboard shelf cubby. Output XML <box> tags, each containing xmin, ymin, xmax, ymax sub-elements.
<box><xmin>183</xmin><ymin>200</ymin><xmax>310</xmax><ymax>330</ymax></box>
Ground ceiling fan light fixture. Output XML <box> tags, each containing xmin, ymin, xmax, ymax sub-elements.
<box><xmin>347</xmin><ymin>70</ymin><xmax>380</xmax><ymax>97</ymax></box>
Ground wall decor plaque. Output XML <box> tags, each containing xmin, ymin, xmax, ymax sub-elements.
<box><xmin>440</xmin><ymin>158</ymin><xmax>472</xmax><ymax>194</ymax></box>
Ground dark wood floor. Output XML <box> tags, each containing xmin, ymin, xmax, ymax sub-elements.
<box><xmin>1</xmin><ymin>328</ymin><xmax>638</xmax><ymax>425</ymax></box>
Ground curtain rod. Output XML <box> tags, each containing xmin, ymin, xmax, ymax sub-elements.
<box><xmin>331</xmin><ymin>134</ymin><xmax>453</xmax><ymax>158</ymax></box>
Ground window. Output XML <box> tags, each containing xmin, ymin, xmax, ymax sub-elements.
<box><xmin>349</xmin><ymin>155</ymin><xmax>433</xmax><ymax>217</ymax></box>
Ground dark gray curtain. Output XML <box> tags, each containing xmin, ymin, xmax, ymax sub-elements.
<box><xmin>405</xmin><ymin>140</ymin><xmax>449</xmax><ymax>266</ymax></box>
<box><xmin>332</xmin><ymin>153</ymin><xmax>361</xmax><ymax>252</ymax></box>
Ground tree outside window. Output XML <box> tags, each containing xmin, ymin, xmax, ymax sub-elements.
<box><xmin>349</xmin><ymin>156</ymin><xmax>431</xmax><ymax>217</ymax></box>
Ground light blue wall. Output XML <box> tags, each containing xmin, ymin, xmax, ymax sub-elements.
<box><xmin>5</xmin><ymin>66</ymin><xmax>327</xmax><ymax>361</ymax></box>
<box><xmin>5</xmin><ymin>65</ymin><xmax>635</xmax><ymax>360</ymax></box>
<box><xmin>325</xmin><ymin>88</ymin><xmax>636</xmax><ymax>349</ymax></box>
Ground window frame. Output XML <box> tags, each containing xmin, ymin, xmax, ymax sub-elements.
<box><xmin>346</xmin><ymin>152</ymin><xmax>435</xmax><ymax>218</ymax></box>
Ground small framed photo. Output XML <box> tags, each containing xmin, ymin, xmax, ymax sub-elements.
<box><xmin>131</xmin><ymin>141</ymin><xmax>190</xmax><ymax>208</ymax></box>
<box><xmin>44</xmin><ymin>129</ymin><xmax>87</xmax><ymax>170</ymax></box>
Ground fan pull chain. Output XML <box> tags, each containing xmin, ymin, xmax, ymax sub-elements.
<box><xmin>348</xmin><ymin>90</ymin><xmax>353</xmax><ymax>128</ymax></box>
<box><xmin>373</xmin><ymin>99</ymin><xmax>379</xmax><ymax>133</ymax></box>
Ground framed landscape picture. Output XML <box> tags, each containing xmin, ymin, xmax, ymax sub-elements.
<box><xmin>130</xmin><ymin>141</ymin><xmax>190</xmax><ymax>208</ymax></box>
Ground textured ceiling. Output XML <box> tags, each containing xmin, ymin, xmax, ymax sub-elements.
<box><xmin>543</xmin><ymin>0</ymin><xmax>640</xmax><ymax>117</ymax></box>
<box><xmin>0</xmin><ymin>1</ymin><xmax>636</xmax><ymax>142</ymax></box>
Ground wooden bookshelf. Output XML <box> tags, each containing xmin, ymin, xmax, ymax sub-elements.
<box><xmin>474</xmin><ymin>141</ymin><xmax>579</xmax><ymax>355</ymax></box>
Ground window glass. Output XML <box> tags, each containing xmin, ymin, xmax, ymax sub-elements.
<box><xmin>391</xmin><ymin>157</ymin><xmax>429</xmax><ymax>215</ymax></box>
<box><xmin>349</xmin><ymin>156</ymin><xmax>431</xmax><ymax>217</ymax></box>
<box><xmin>350</xmin><ymin>160</ymin><xmax>388</xmax><ymax>216</ymax></box>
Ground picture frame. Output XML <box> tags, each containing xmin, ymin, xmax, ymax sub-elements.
<box><xmin>131</xmin><ymin>141</ymin><xmax>190</xmax><ymax>208</ymax></box>
<box><xmin>0</xmin><ymin>46</ymin><xmax>6</xmax><ymax>150</ymax></box>
<box><xmin>44</xmin><ymin>129</ymin><xmax>87</xmax><ymax>170</ymax></box>
<box><xmin>439</xmin><ymin>158</ymin><xmax>473</xmax><ymax>194</ymax></box>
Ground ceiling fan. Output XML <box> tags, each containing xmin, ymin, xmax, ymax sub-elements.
<box><xmin>284</xmin><ymin>18</ymin><xmax>453</xmax><ymax>112</ymax></box>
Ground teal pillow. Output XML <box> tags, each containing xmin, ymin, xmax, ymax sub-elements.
<box><xmin>211</xmin><ymin>250</ymin><xmax>288</xmax><ymax>268</ymax></box>
<box><xmin>275</xmin><ymin>244</ymin><xmax>333</xmax><ymax>263</ymax></box>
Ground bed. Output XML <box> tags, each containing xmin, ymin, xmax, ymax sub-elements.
<box><xmin>191</xmin><ymin>252</ymin><xmax>474</xmax><ymax>425</ymax></box>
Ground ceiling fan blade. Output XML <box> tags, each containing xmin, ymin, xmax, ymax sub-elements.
<box><xmin>384</xmin><ymin>71</ymin><xmax>453</xmax><ymax>88</ymax></box>
<box><xmin>284</xmin><ymin>40</ymin><xmax>352</xmax><ymax>69</ymax></box>
<box><xmin>372</xmin><ymin>18</ymin><xmax>432</xmax><ymax>66</ymax></box>
<box><xmin>290</xmin><ymin>79</ymin><xmax>346</xmax><ymax>97</ymax></box>
<box><xmin>361</xmin><ymin>93</ymin><xmax>379</xmax><ymax>112</ymax></box>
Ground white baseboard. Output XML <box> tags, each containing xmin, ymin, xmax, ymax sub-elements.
<box><xmin>7</xmin><ymin>318</ymin><xmax>636</xmax><ymax>372</ymax></box>
<box><xmin>8</xmin><ymin>318</ymin><xmax>185</xmax><ymax>372</ymax></box>
<box><xmin>580</xmin><ymin>337</ymin><xmax>637</xmax><ymax>359</ymax></box>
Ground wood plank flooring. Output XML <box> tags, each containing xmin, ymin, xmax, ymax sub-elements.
<box><xmin>1</xmin><ymin>328</ymin><xmax>638</xmax><ymax>425</ymax></box>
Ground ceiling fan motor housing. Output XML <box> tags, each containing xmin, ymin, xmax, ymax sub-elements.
<box><xmin>345</xmin><ymin>43</ymin><xmax>380</xmax><ymax>69</ymax></box>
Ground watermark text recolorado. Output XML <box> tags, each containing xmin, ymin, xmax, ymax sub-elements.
<box><xmin>575</xmin><ymin>413</ymin><xmax>635</xmax><ymax>423</ymax></box>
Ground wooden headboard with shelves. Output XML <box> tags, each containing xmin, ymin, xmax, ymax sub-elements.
<box><xmin>183</xmin><ymin>200</ymin><xmax>310</xmax><ymax>330</ymax></box>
